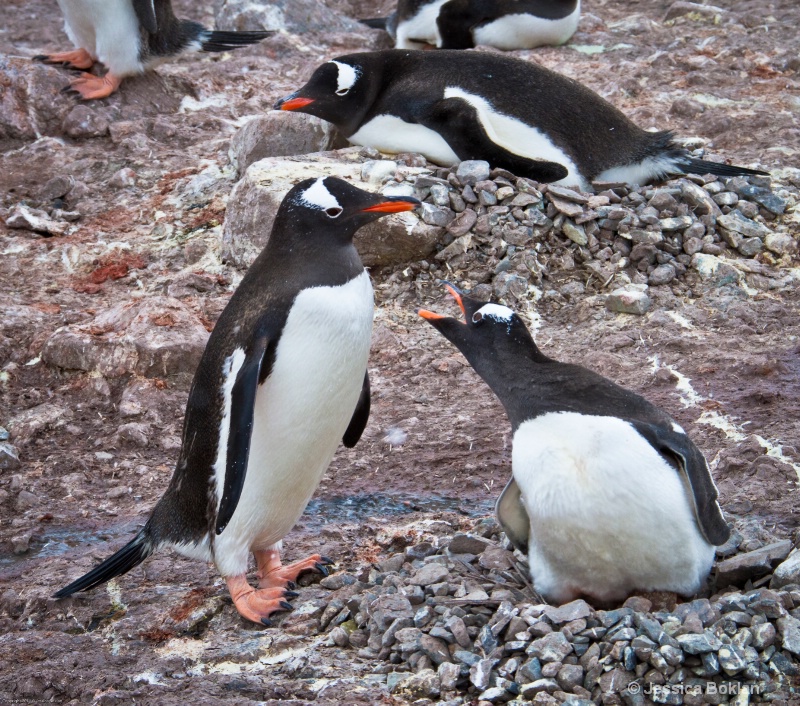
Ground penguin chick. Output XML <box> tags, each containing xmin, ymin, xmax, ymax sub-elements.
<box><xmin>275</xmin><ymin>50</ymin><xmax>767</xmax><ymax>190</ymax></box>
<box><xmin>35</xmin><ymin>0</ymin><xmax>273</xmax><ymax>100</ymax></box>
<box><xmin>363</xmin><ymin>0</ymin><xmax>580</xmax><ymax>51</ymax></box>
<box><xmin>419</xmin><ymin>284</ymin><xmax>730</xmax><ymax>604</ymax></box>
<box><xmin>54</xmin><ymin>177</ymin><xmax>420</xmax><ymax>626</ymax></box>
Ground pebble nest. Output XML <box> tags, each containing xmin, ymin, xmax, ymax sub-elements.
<box><xmin>305</xmin><ymin>517</ymin><xmax>800</xmax><ymax>706</ymax></box>
<box><xmin>363</xmin><ymin>148</ymin><xmax>799</xmax><ymax>313</ymax></box>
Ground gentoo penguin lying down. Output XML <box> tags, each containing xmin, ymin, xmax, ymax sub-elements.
<box><xmin>54</xmin><ymin>178</ymin><xmax>420</xmax><ymax>625</ymax></box>
<box><xmin>276</xmin><ymin>50</ymin><xmax>767</xmax><ymax>191</ymax></box>
<box><xmin>419</xmin><ymin>284</ymin><xmax>730</xmax><ymax>604</ymax></box>
<box><xmin>36</xmin><ymin>0</ymin><xmax>273</xmax><ymax>100</ymax></box>
<box><xmin>363</xmin><ymin>0</ymin><xmax>581</xmax><ymax>51</ymax></box>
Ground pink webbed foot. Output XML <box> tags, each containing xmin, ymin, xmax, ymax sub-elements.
<box><xmin>65</xmin><ymin>72</ymin><xmax>121</xmax><ymax>100</ymax></box>
<box><xmin>254</xmin><ymin>549</ymin><xmax>333</xmax><ymax>590</ymax></box>
<box><xmin>226</xmin><ymin>574</ymin><xmax>299</xmax><ymax>626</ymax></box>
<box><xmin>34</xmin><ymin>48</ymin><xmax>95</xmax><ymax>70</ymax></box>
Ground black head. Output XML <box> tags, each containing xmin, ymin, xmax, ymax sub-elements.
<box><xmin>418</xmin><ymin>282</ymin><xmax>542</xmax><ymax>365</ymax></box>
<box><xmin>274</xmin><ymin>56</ymin><xmax>375</xmax><ymax>134</ymax></box>
<box><xmin>273</xmin><ymin>176</ymin><xmax>420</xmax><ymax>249</ymax></box>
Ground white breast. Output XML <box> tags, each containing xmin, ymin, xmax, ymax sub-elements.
<box><xmin>213</xmin><ymin>271</ymin><xmax>374</xmax><ymax>577</ymax></box>
<box><xmin>473</xmin><ymin>3</ymin><xmax>581</xmax><ymax>49</ymax></box>
<box><xmin>56</xmin><ymin>0</ymin><xmax>144</xmax><ymax>76</ymax></box>
<box><xmin>349</xmin><ymin>114</ymin><xmax>460</xmax><ymax>166</ymax></box>
<box><xmin>512</xmin><ymin>411</ymin><xmax>715</xmax><ymax>603</ymax></box>
<box><xmin>395</xmin><ymin>0</ymin><xmax>449</xmax><ymax>48</ymax></box>
<box><xmin>443</xmin><ymin>87</ymin><xmax>587</xmax><ymax>189</ymax></box>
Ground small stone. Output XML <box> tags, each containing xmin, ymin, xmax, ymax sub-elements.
<box><xmin>764</xmin><ymin>232</ymin><xmax>798</xmax><ymax>256</ymax></box>
<box><xmin>680</xmin><ymin>179</ymin><xmax>721</xmax><ymax>216</ymax></box>
<box><xmin>543</xmin><ymin>600</ymin><xmax>594</xmax><ymax>624</ymax></box>
<box><xmin>456</xmin><ymin>161</ymin><xmax>491</xmax><ymax>186</ymax></box>
<box><xmin>5</xmin><ymin>203</ymin><xmax>68</xmax><ymax>236</ymax></box>
<box><xmin>11</xmin><ymin>532</ymin><xmax>32</xmax><ymax>554</ymax></box>
<box><xmin>479</xmin><ymin>686</ymin><xmax>508</xmax><ymax>702</ymax></box>
<box><xmin>393</xmin><ymin>668</ymin><xmax>441</xmax><ymax>699</ymax></box>
<box><xmin>15</xmin><ymin>490</ymin><xmax>39</xmax><ymax>511</ymax></box>
<box><xmin>606</xmin><ymin>288</ymin><xmax>651</xmax><ymax>315</ymax></box>
<box><xmin>659</xmin><ymin>215</ymin><xmax>694</xmax><ymax>231</ymax></box>
<box><xmin>519</xmin><ymin>679</ymin><xmax>560</xmax><ymax>698</ymax></box>
<box><xmin>446</xmin><ymin>615</ymin><xmax>472</xmax><ymax>649</ymax></box>
<box><xmin>420</xmin><ymin>633</ymin><xmax>452</xmax><ymax>665</ymax></box>
<box><xmin>62</xmin><ymin>105</ymin><xmax>109</xmax><ymax>138</ymax></box>
<box><xmin>737</xmin><ymin>237</ymin><xmax>763</xmax><ymax>257</ymax></box>
<box><xmin>716</xmin><ymin>540</ymin><xmax>793</xmax><ymax>586</ymax></box>
<box><xmin>676</xmin><ymin>631</ymin><xmax>722</xmax><ymax>654</ymax></box>
<box><xmin>109</xmin><ymin>167</ymin><xmax>136</xmax><ymax>189</ymax></box>
<box><xmin>751</xmin><ymin>621</ymin><xmax>776</xmax><ymax>650</ymax></box>
<box><xmin>361</xmin><ymin>160</ymin><xmax>398</xmax><ymax>186</ymax></box>
<box><xmin>562</xmin><ymin>220</ymin><xmax>587</xmax><ymax>245</ymax></box>
<box><xmin>717</xmin><ymin>645</ymin><xmax>747</xmax><ymax>675</ymax></box>
<box><xmin>438</xmin><ymin>661</ymin><xmax>460</xmax><ymax>691</ymax></box>
<box><xmin>649</xmin><ymin>263</ymin><xmax>676</xmax><ymax>285</ymax></box>
<box><xmin>777</xmin><ymin>615</ymin><xmax>800</xmax><ymax>656</ymax></box>
<box><xmin>448</xmin><ymin>533</ymin><xmax>490</xmax><ymax>555</ymax></box>
<box><xmin>0</xmin><ymin>442</ymin><xmax>21</xmax><ymax>469</ymax></box>
<box><xmin>446</xmin><ymin>208</ymin><xmax>478</xmax><ymax>237</ymax></box>
<box><xmin>478</xmin><ymin>545</ymin><xmax>515</xmax><ymax>571</ymax></box>
<box><xmin>771</xmin><ymin>549</ymin><xmax>800</xmax><ymax>589</ymax></box>
<box><xmin>409</xmin><ymin>563</ymin><xmax>449</xmax><ymax>586</ymax></box>
<box><xmin>556</xmin><ymin>664</ymin><xmax>584</xmax><ymax>691</ymax></box>
<box><xmin>470</xmin><ymin>658</ymin><xmax>499</xmax><ymax>690</ymax></box>
<box><xmin>527</xmin><ymin>632</ymin><xmax>573</xmax><ymax>663</ymax></box>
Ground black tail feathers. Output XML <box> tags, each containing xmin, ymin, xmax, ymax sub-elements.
<box><xmin>678</xmin><ymin>157</ymin><xmax>769</xmax><ymax>179</ymax></box>
<box><xmin>201</xmin><ymin>30</ymin><xmax>274</xmax><ymax>53</ymax></box>
<box><xmin>53</xmin><ymin>530</ymin><xmax>153</xmax><ymax>599</ymax></box>
<box><xmin>360</xmin><ymin>17</ymin><xmax>389</xmax><ymax>30</ymax></box>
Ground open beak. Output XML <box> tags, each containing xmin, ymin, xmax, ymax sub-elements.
<box><xmin>417</xmin><ymin>281</ymin><xmax>466</xmax><ymax>323</ymax></box>
<box><xmin>417</xmin><ymin>308</ymin><xmax>445</xmax><ymax>321</ymax></box>
<box><xmin>275</xmin><ymin>94</ymin><xmax>315</xmax><ymax>111</ymax></box>
<box><xmin>361</xmin><ymin>198</ymin><xmax>420</xmax><ymax>214</ymax></box>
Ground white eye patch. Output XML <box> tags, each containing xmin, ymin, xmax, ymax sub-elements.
<box><xmin>298</xmin><ymin>178</ymin><xmax>342</xmax><ymax>217</ymax></box>
<box><xmin>473</xmin><ymin>303</ymin><xmax>514</xmax><ymax>323</ymax></box>
<box><xmin>330</xmin><ymin>60</ymin><xmax>359</xmax><ymax>95</ymax></box>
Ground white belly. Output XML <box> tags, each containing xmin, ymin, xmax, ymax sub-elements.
<box><xmin>512</xmin><ymin>412</ymin><xmax>715</xmax><ymax>603</ymax></box>
<box><xmin>473</xmin><ymin>5</ymin><xmax>581</xmax><ymax>49</ymax></box>
<box><xmin>349</xmin><ymin>114</ymin><xmax>460</xmax><ymax>166</ymax></box>
<box><xmin>213</xmin><ymin>271</ymin><xmax>374</xmax><ymax>576</ymax></box>
<box><xmin>395</xmin><ymin>0</ymin><xmax>449</xmax><ymax>48</ymax></box>
<box><xmin>443</xmin><ymin>87</ymin><xmax>587</xmax><ymax>189</ymax></box>
<box><xmin>56</xmin><ymin>0</ymin><xmax>143</xmax><ymax>76</ymax></box>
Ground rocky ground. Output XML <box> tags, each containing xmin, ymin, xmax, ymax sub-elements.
<box><xmin>1</xmin><ymin>0</ymin><xmax>800</xmax><ymax>704</ymax></box>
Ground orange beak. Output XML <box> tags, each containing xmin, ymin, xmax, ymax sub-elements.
<box><xmin>444</xmin><ymin>284</ymin><xmax>465</xmax><ymax>316</ymax></box>
<box><xmin>417</xmin><ymin>309</ymin><xmax>445</xmax><ymax>321</ymax></box>
<box><xmin>361</xmin><ymin>200</ymin><xmax>419</xmax><ymax>214</ymax></box>
<box><xmin>279</xmin><ymin>97</ymin><xmax>315</xmax><ymax>111</ymax></box>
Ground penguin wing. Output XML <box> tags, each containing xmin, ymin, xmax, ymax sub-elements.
<box><xmin>342</xmin><ymin>371</ymin><xmax>370</xmax><ymax>448</ymax></box>
<box><xmin>215</xmin><ymin>333</ymin><xmax>270</xmax><ymax>535</ymax></box>
<box><xmin>495</xmin><ymin>477</ymin><xmax>530</xmax><ymax>554</ymax></box>
<box><xmin>631</xmin><ymin>421</ymin><xmax>731</xmax><ymax>546</ymax></box>
<box><xmin>133</xmin><ymin>0</ymin><xmax>158</xmax><ymax>34</ymax></box>
<box><xmin>419</xmin><ymin>97</ymin><xmax>569</xmax><ymax>183</ymax></box>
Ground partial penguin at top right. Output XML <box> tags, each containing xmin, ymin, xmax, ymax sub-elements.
<box><xmin>362</xmin><ymin>0</ymin><xmax>581</xmax><ymax>50</ymax></box>
<box><xmin>419</xmin><ymin>283</ymin><xmax>731</xmax><ymax>605</ymax></box>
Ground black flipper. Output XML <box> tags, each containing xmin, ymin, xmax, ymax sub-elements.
<box><xmin>631</xmin><ymin>421</ymin><xmax>731</xmax><ymax>546</ymax></box>
<box><xmin>132</xmin><ymin>0</ymin><xmax>158</xmax><ymax>34</ymax></box>
<box><xmin>342</xmin><ymin>371</ymin><xmax>371</xmax><ymax>448</ymax></box>
<box><xmin>53</xmin><ymin>529</ymin><xmax>153</xmax><ymax>598</ymax></box>
<box><xmin>436</xmin><ymin>0</ymin><xmax>480</xmax><ymax>49</ymax></box>
<box><xmin>420</xmin><ymin>97</ymin><xmax>569</xmax><ymax>183</ymax></box>
<box><xmin>495</xmin><ymin>478</ymin><xmax>530</xmax><ymax>554</ymax></box>
<box><xmin>200</xmin><ymin>30</ymin><xmax>274</xmax><ymax>53</ymax></box>
<box><xmin>676</xmin><ymin>157</ymin><xmax>768</xmax><ymax>179</ymax></box>
<box><xmin>215</xmin><ymin>334</ymin><xmax>270</xmax><ymax>535</ymax></box>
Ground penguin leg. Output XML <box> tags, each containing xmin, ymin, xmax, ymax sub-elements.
<box><xmin>34</xmin><ymin>48</ymin><xmax>95</xmax><ymax>70</ymax></box>
<box><xmin>226</xmin><ymin>574</ymin><xmax>297</xmax><ymax>626</ymax></box>
<box><xmin>66</xmin><ymin>72</ymin><xmax>122</xmax><ymax>100</ymax></box>
<box><xmin>420</xmin><ymin>97</ymin><xmax>570</xmax><ymax>183</ymax></box>
<box><xmin>254</xmin><ymin>548</ymin><xmax>333</xmax><ymax>590</ymax></box>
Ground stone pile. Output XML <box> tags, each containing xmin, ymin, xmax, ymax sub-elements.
<box><xmin>368</xmin><ymin>153</ymin><xmax>798</xmax><ymax>311</ymax></box>
<box><xmin>311</xmin><ymin>523</ymin><xmax>800</xmax><ymax>705</ymax></box>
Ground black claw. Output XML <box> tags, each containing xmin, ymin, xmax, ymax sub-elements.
<box><xmin>315</xmin><ymin>562</ymin><xmax>330</xmax><ymax>577</ymax></box>
<box><xmin>286</xmin><ymin>581</ymin><xmax>297</xmax><ymax>590</ymax></box>
<box><xmin>279</xmin><ymin>601</ymin><xmax>294</xmax><ymax>611</ymax></box>
<box><xmin>283</xmin><ymin>590</ymin><xmax>300</xmax><ymax>599</ymax></box>
<box><xmin>60</xmin><ymin>85</ymin><xmax>74</xmax><ymax>94</ymax></box>
<box><xmin>261</xmin><ymin>617</ymin><xmax>272</xmax><ymax>627</ymax></box>
<box><xmin>319</xmin><ymin>556</ymin><xmax>334</xmax><ymax>565</ymax></box>
<box><xmin>33</xmin><ymin>54</ymin><xmax>49</xmax><ymax>62</ymax></box>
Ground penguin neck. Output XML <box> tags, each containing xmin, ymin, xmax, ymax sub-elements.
<box><xmin>265</xmin><ymin>232</ymin><xmax>364</xmax><ymax>289</ymax></box>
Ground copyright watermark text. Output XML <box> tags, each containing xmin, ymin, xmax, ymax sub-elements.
<box><xmin>626</xmin><ymin>681</ymin><xmax>764</xmax><ymax>697</ymax></box>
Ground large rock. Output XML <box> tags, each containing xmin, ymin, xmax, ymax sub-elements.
<box><xmin>215</xmin><ymin>0</ymin><xmax>362</xmax><ymax>34</ymax></box>
<box><xmin>221</xmin><ymin>150</ymin><xmax>442</xmax><ymax>268</ymax></box>
<box><xmin>229</xmin><ymin>112</ymin><xmax>340</xmax><ymax>176</ymax></box>
<box><xmin>716</xmin><ymin>539</ymin><xmax>794</xmax><ymax>586</ymax></box>
<box><xmin>41</xmin><ymin>296</ymin><xmax>210</xmax><ymax>380</ymax></box>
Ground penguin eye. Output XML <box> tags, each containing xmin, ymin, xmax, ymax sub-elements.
<box><xmin>335</xmin><ymin>87</ymin><xmax>350</xmax><ymax>96</ymax></box>
<box><xmin>472</xmin><ymin>312</ymin><xmax>484</xmax><ymax>324</ymax></box>
<box><xmin>325</xmin><ymin>207</ymin><xmax>343</xmax><ymax>218</ymax></box>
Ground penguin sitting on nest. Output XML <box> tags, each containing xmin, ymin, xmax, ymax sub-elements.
<box><xmin>35</xmin><ymin>0</ymin><xmax>273</xmax><ymax>100</ymax></box>
<box><xmin>54</xmin><ymin>178</ymin><xmax>420</xmax><ymax>625</ymax></box>
<box><xmin>276</xmin><ymin>50</ymin><xmax>767</xmax><ymax>191</ymax></box>
<box><xmin>418</xmin><ymin>283</ymin><xmax>730</xmax><ymax>604</ymax></box>
<box><xmin>362</xmin><ymin>0</ymin><xmax>581</xmax><ymax>51</ymax></box>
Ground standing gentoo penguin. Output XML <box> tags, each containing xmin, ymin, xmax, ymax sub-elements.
<box><xmin>54</xmin><ymin>178</ymin><xmax>420</xmax><ymax>625</ymax></box>
<box><xmin>362</xmin><ymin>0</ymin><xmax>581</xmax><ymax>51</ymax></box>
<box><xmin>35</xmin><ymin>0</ymin><xmax>273</xmax><ymax>100</ymax></box>
<box><xmin>418</xmin><ymin>284</ymin><xmax>730</xmax><ymax>604</ymax></box>
<box><xmin>276</xmin><ymin>50</ymin><xmax>767</xmax><ymax>190</ymax></box>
